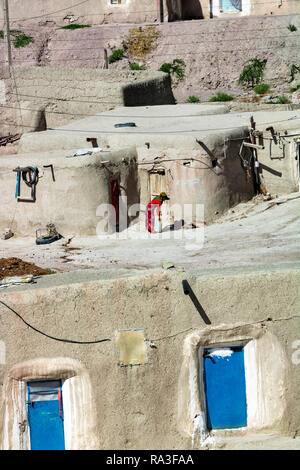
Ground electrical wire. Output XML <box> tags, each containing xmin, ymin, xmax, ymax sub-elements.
<box><xmin>1</xmin><ymin>40</ymin><xmax>299</xmax><ymax>64</ymax></box>
<box><xmin>2</xmin><ymin>102</ymin><xmax>300</xmax><ymax>123</ymax></box>
<box><xmin>0</xmin><ymin>113</ymin><xmax>295</xmax><ymax>134</ymax></box>
<box><xmin>7</xmin><ymin>0</ymin><xmax>300</xmax><ymax>22</ymax></box>
<box><xmin>0</xmin><ymin>300</ymin><xmax>111</xmax><ymax>344</ymax></box>
<box><xmin>21</xmin><ymin>24</ymin><xmax>300</xmax><ymax>37</ymax></box>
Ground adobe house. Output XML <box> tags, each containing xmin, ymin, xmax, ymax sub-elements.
<box><xmin>1</xmin><ymin>0</ymin><xmax>297</xmax><ymax>27</ymax></box>
<box><xmin>0</xmin><ymin>110</ymin><xmax>299</xmax><ymax>451</ymax></box>
<box><xmin>0</xmin><ymin>102</ymin><xmax>259</xmax><ymax>237</ymax></box>
<box><xmin>253</xmin><ymin>116</ymin><xmax>300</xmax><ymax>194</ymax></box>
<box><xmin>3</xmin><ymin>103</ymin><xmax>300</xmax><ymax>238</ymax></box>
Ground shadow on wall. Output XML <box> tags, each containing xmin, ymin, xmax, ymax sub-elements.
<box><xmin>167</xmin><ymin>0</ymin><xmax>203</xmax><ymax>21</ymax></box>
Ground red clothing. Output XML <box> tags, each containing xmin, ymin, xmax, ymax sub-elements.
<box><xmin>146</xmin><ymin>199</ymin><xmax>162</xmax><ymax>233</ymax></box>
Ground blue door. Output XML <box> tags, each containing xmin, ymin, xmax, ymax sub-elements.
<box><xmin>220</xmin><ymin>0</ymin><xmax>242</xmax><ymax>12</ymax></box>
<box><xmin>203</xmin><ymin>346</ymin><xmax>247</xmax><ymax>429</ymax></box>
<box><xmin>27</xmin><ymin>380</ymin><xmax>65</xmax><ymax>450</ymax></box>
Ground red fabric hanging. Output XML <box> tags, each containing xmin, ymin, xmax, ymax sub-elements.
<box><xmin>146</xmin><ymin>199</ymin><xmax>162</xmax><ymax>233</ymax></box>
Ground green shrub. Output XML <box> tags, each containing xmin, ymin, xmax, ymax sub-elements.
<box><xmin>253</xmin><ymin>83</ymin><xmax>271</xmax><ymax>95</ymax></box>
<box><xmin>108</xmin><ymin>49</ymin><xmax>124</xmax><ymax>64</ymax></box>
<box><xmin>288</xmin><ymin>24</ymin><xmax>297</xmax><ymax>32</ymax></box>
<box><xmin>0</xmin><ymin>29</ymin><xmax>33</xmax><ymax>48</ymax></box>
<box><xmin>277</xmin><ymin>95</ymin><xmax>290</xmax><ymax>104</ymax></box>
<box><xmin>0</xmin><ymin>29</ymin><xmax>22</xmax><ymax>39</ymax></box>
<box><xmin>13</xmin><ymin>33</ymin><xmax>34</xmax><ymax>48</ymax></box>
<box><xmin>129</xmin><ymin>62</ymin><xmax>146</xmax><ymax>70</ymax></box>
<box><xmin>60</xmin><ymin>24</ymin><xmax>91</xmax><ymax>30</ymax></box>
<box><xmin>238</xmin><ymin>57</ymin><xmax>267</xmax><ymax>88</ymax></box>
<box><xmin>267</xmin><ymin>95</ymin><xmax>290</xmax><ymax>104</ymax></box>
<box><xmin>209</xmin><ymin>92</ymin><xmax>234</xmax><ymax>102</ymax></box>
<box><xmin>187</xmin><ymin>95</ymin><xmax>200</xmax><ymax>103</ymax></box>
<box><xmin>158</xmin><ymin>59</ymin><xmax>186</xmax><ymax>82</ymax></box>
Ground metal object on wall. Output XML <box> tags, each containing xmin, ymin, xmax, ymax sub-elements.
<box><xmin>13</xmin><ymin>166</ymin><xmax>39</xmax><ymax>203</ymax></box>
<box><xmin>115</xmin><ymin>329</ymin><xmax>148</xmax><ymax>366</ymax></box>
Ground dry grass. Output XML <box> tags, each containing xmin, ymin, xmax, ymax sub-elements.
<box><xmin>124</xmin><ymin>26</ymin><xmax>160</xmax><ymax>60</ymax></box>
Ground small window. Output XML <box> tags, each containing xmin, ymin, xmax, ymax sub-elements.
<box><xmin>110</xmin><ymin>0</ymin><xmax>126</xmax><ymax>4</ymax></box>
<box><xmin>203</xmin><ymin>346</ymin><xmax>247</xmax><ymax>429</ymax></box>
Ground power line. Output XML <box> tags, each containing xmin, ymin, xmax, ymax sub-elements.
<box><xmin>14</xmin><ymin>22</ymin><xmax>299</xmax><ymax>34</ymax></box>
<box><xmin>3</xmin><ymin>22</ymin><xmax>300</xmax><ymax>37</ymax></box>
<box><xmin>7</xmin><ymin>0</ymin><xmax>94</xmax><ymax>22</ymax></box>
<box><xmin>8</xmin><ymin>6</ymin><xmax>158</xmax><ymax>22</ymax></box>
<box><xmin>2</xmin><ymin>102</ymin><xmax>300</xmax><ymax>120</ymax></box>
<box><xmin>1</xmin><ymin>41</ymin><xmax>299</xmax><ymax>64</ymax></box>
<box><xmin>7</xmin><ymin>0</ymin><xmax>300</xmax><ymax>21</ymax></box>
<box><xmin>43</xmin><ymin>34</ymin><xmax>300</xmax><ymax>51</ymax></box>
<box><xmin>0</xmin><ymin>300</ymin><xmax>111</xmax><ymax>344</ymax></box>
<box><xmin>6</xmin><ymin>92</ymin><xmax>122</xmax><ymax>104</ymax></box>
<box><xmin>0</xmin><ymin>114</ymin><xmax>295</xmax><ymax>134</ymax></box>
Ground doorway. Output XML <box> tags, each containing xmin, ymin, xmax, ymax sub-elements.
<box><xmin>166</xmin><ymin>0</ymin><xmax>203</xmax><ymax>21</ymax></box>
<box><xmin>110</xmin><ymin>178</ymin><xmax>120</xmax><ymax>232</ymax></box>
<box><xmin>27</xmin><ymin>380</ymin><xmax>65</xmax><ymax>450</ymax></box>
<box><xmin>149</xmin><ymin>169</ymin><xmax>170</xmax><ymax>226</ymax></box>
<box><xmin>203</xmin><ymin>346</ymin><xmax>247</xmax><ymax>429</ymax></box>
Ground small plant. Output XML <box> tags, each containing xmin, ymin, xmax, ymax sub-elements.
<box><xmin>238</xmin><ymin>57</ymin><xmax>267</xmax><ymax>88</ymax></box>
<box><xmin>290</xmin><ymin>64</ymin><xmax>300</xmax><ymax>82</ymax></box>
<box><xmin>288</xmin><ymin>24</ymin><xmax>297</xmax><ymax>32</ymax></box>
<box><xmin>187</xmin><ymin>95</ymin><xmax>200</xmax><ymax>103</ymax></box>
<box><xmin>0</xmin><ymin>29</ymin><xmax>33</xmax><ymax>48</ymax></box>
<box><xmin>158</xmin><ymin>59</ymin><xmax>186</xmax><ymax>82</ymax></box>
<box><xmin>277</xmin><ymin>95</ymin><xmax>290</xmax><ymax>104</ymax></box>
<box><xmin>0</xmin><ymin>29</ymin><xmax>22</xmax><ymax>39</ymax></box>
<box><xmin>209</xmin><ymin>92</ymin><xmax>234</xmax><ymax>102</ymax></box>
<box><xmin>108</xmin><ymin>48</ymin><xmax>124</xmax><ymax>64</ymax></box>
<box><xmin>129</xmin><ymin>62</ymin><xmax>146</xmax><ymax>70</ymax></box>
<box><xmin>60</xmin><ymin>24</ymin><xmax>91</xmax><ymax>30</ymax></box>
<box><xmin>267</xmin><ymin>95</ymin><xmax>290</xmax><ymax>104</ymax></box>
<box><xmin>290</xmin><ymin>84</ymin><xmax>300</xmax><ymax>92</ymax></box>
<box><xmin>13</xmin><ymin>33</ymin><xmax>34</xmax><ymax>48</ymax></box>
<box><xmin>253</xmin><ymin>83</ymin><xmax>271</xmax><ymax>95</ymax></box>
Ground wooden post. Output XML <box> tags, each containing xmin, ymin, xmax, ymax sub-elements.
<box><xmin>159</xmin><ymin>0</ymin><xmax>164</xmax><ymax>22</ymax></box>
<box><xmin>104</xmin><ymin>48</ymin><xmax>108</xmax><ymax>69</ymax></box>
<box><xmin>250</xmin><ymin>116</ymin><xmax>267</xmax><ymax>194</ymax></box>
<box><xmin>2</xmin><ymin>0</ymin><xmax>12</xmax><ymax>69</ymax></box>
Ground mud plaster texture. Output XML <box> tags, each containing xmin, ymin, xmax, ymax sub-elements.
<box><xmin>1</xmin><ymin>13</ymin><xmax>300</xmax><ymax>124</ymax></box>
<box><xmin>1</xmin><ymin>104</ymin><xmax>299</xmax><ymax>237</ymax></box>
<box><xmin>0</xmin><ymin>0</ymin><xmax>298</xmax><ymax>27</ymax></box>
<box><xmin>0</xmin><ymin>267</ymin><xmax>299</xmax><ymax>449</ymax></box>
<box><xmin>0</xmin><ymin>147</ymin><xmax>140</xmax><ymax>236</ymax></box>
<box><xmin>0</xmin><ymin>67</ymin><xmax>174</xmax><ymax>135</ymax></box>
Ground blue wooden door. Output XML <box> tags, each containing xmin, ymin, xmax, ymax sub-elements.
<box><xmin>203</xmin><ymin>347</ymin><xmax>247</xmax><ymax>429</ymax></box>
<box><xmin>27</xmin><ymin>380</ymin><xmax>65</xmax><ymax>450</ymax></box>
